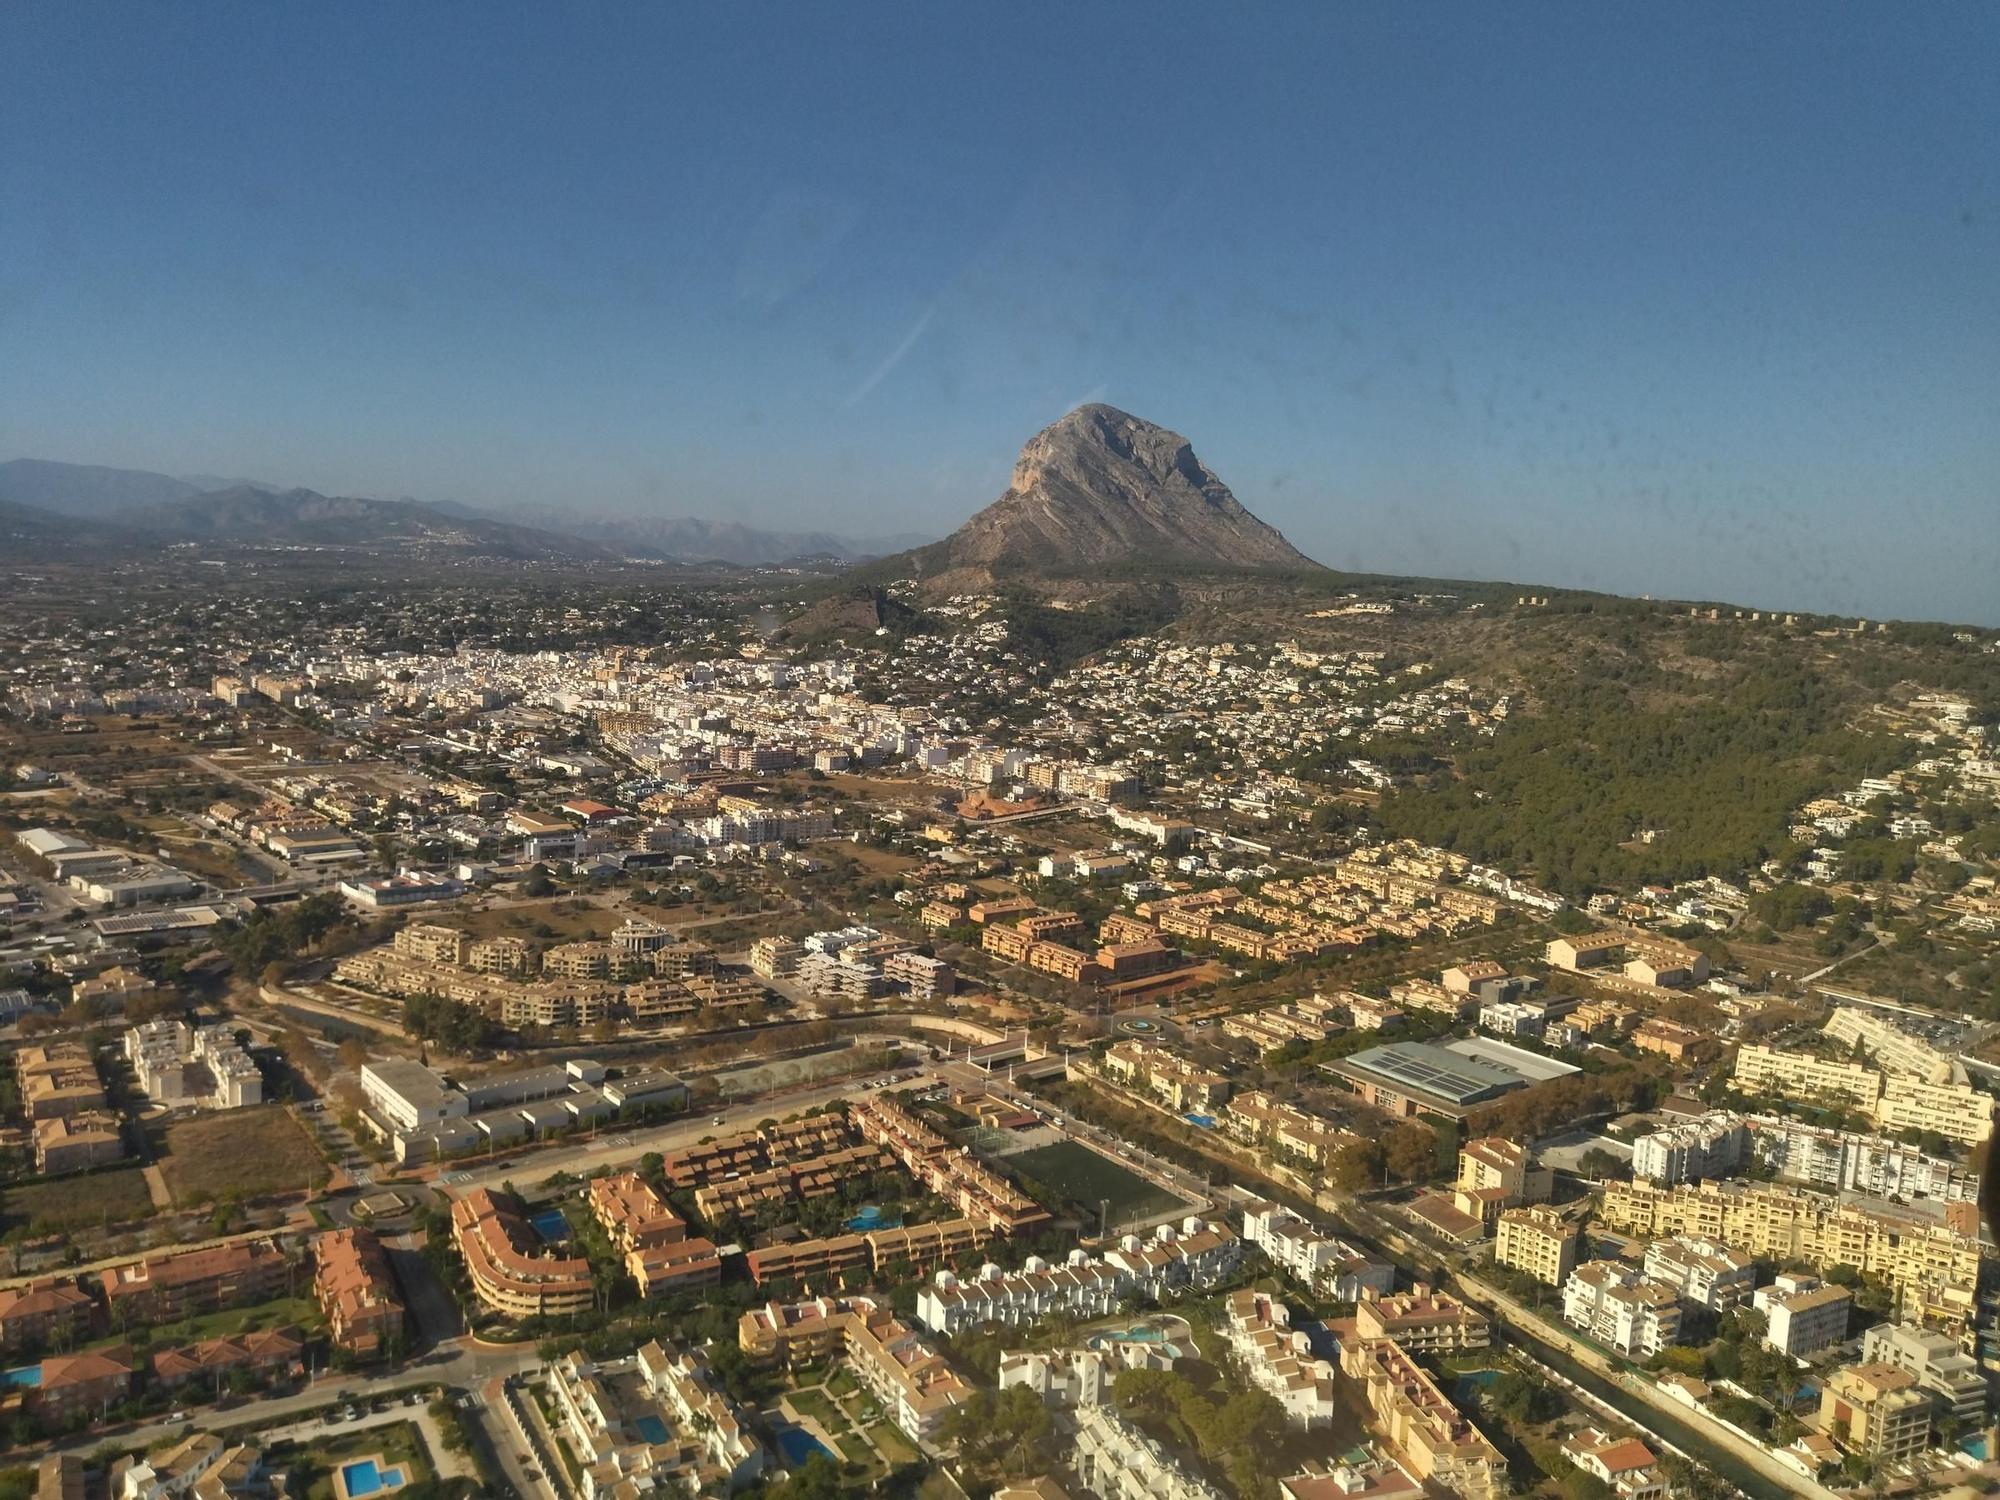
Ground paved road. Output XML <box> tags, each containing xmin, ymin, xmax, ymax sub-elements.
<box><xmin>32</xmin><ymin>1334</ymin><xmax>543</xmax><ymax>1465</ymax></box>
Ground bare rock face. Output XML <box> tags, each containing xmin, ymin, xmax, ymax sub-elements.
<box><xmin>940</xmin><ymin>404</ymin><xmax>1317</xmax><ymax>572</ymax></box>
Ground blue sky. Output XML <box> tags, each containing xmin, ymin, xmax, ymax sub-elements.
<box><xmin>3</xmin><ymin>4</ymin><xmax>1995</xmax><ymax>622</ymax></box>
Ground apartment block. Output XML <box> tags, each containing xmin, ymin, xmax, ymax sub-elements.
<box><xmin>99</xmin><ymin>1239</ymin><xmax>287</xmax><ymax>1324</ymax></box>
<box><xmin>1749</xmin><ymin>1116</ymin><xmax>1977</xmax><ymax>1202</ymax></box>
<box><xmin>33</xmin><ymin>1112</ymin><xmax>125</xmax><ymax>1175</ymax></box>
<box><xmin>312</xmin><ymin>1227</ymin><xmax>405</xmax><ymax>1359</ymax></box>
<box><xmin>0</xmin><ymin>1278</ymin><xmax>96</xmax><ymax>1353</ymax></box>
<box><xmin>1339</xmin><ymin>1337</ymin><xmax>1505</xmax><ymax>1500</ymax></box>
<box><xmin>1753</xmin><ymin>1275</ymin><xmax>1851</xmax><ymax>1358</ymax></box>
<box><xmin>1597</xmin><ymin>1177</ymin><xmax>1981</xmax><ymax>1326</ymax></box>
<box><xmin>1642</xmin><ymin>1236</ymin><xmax>1757</xmax><ymax>1311</ymax></box>
<box><xmin>1861</xmin><ymin>1322</ymin><xmax>1990</xmax><ymax>1427</ymax></box>
<box><xmin>588</xmin><ymin>1172</ymin><xmax>722</xmax><ymax>1297</ymax></box>
<box><xmin>1350</xmin><ymin>1286</ymin><xmax>1492</xmax><ymax>1352</ymax></box>
<box><xmin>737</xmin><ymin>1295</ymin><xmax>974</xmax><ymax>1443</ymax></box>
<box><xmin>1495</xmin><ymin>1206</ymin><xmax>1580</xmax><ymax>1287</ymax></box>
<box><xmin>392</xmin><ymin>922</ymin><xmax>468</xmax><ymax>966</ymax></box>
<box><xmin>1816</xmin><ymin>1364</ymin><xmax>1933</xmax><ymax>1463</ymax></box>
<box><xmin>450</xmin><ymin>1187</ymin><xmax>593</xmax><ymax>1320</ymax></box>
<box><xmin>1631</xmin><ymin>1113</ymin><xmax>1750</xmax><ymax>1186</ymax></box>
<box><xmin>1097</xmin><ymin>1040</ymin><xmax>1230</xmax><ymax>1111</ymax></box>
<box><xmin>1732</xmin><ymin>1045</ymin><xmax>1993</xmax><ymax>1146</ymax></box>
<box><xmin>1562</xmin><ymin>1262</ymin><xmax>1683</xmax><ymax>1357</ymax></box>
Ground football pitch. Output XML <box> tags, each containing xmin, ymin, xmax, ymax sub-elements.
<box><xmin>1003</xmin><ymin>1139</ymin><xmax>1188</xmax><ymax>1227</ymax></box>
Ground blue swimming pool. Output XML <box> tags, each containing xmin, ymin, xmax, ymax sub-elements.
<box><xmin>340</xmin><ymin>1458</ymin><xmax>404</xmax><ymax>1497</ymax></box>
<box><xmin>633</xmin><ymin>1414</ymin><xmax>671</xmax><ymax>1445</ymax></box>
<box><xmin>0</xmin><ymin>1366</ymin><xmax>40</xmax><ymax>1388</ymax></box>
<box><xmin>529</xmin><ymin>1207</ymin><xmax>571</xmax><ymax>1243</ymax></box>
<box><xmin>774</xmin><ymin>1424</ymin><xmax>834</xmax><ymax>1467</ymax></box>
<box><xmin>1183</xmin><ymin>1112</ymin><xmax>1217</xmax><ymax>1128</ymax></box>
<box><xmin>846</xmin><ymin>1205</ymin><xmax>904</xmax><ymax>1231</ymax></box>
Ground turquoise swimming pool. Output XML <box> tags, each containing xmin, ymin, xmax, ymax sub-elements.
<box><xmin>339</xmin><ymin>1458</ymin><xmax>405</xmax><ymax>1497</ymax></box>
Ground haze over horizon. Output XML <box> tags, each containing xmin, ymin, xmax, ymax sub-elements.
<box><xmin>3</xmin><ymin>5</ymin><xmax>1995</xmax><ymax>624</ymax></box>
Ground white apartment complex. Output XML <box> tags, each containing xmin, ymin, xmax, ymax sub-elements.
<box><xmin>1563</xmin><ymin>1262</ymin><xmax>1683</xmax><ymax>1357</ymax></box>
<box><xmin>1240</xmin><ymin>1201</ymin><xmax>1395</xmax><ymax>1301</ymax></box>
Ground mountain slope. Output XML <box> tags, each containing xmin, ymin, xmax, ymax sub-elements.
<box><xmin>0</xmin><ymin>458</ymin><xmax>205</xmax><ymax>518</ymax></box>
<box><xmin>924</xmin><ymin>404</ymin><xmax>1319</xmax><ymax>576</ymax></box>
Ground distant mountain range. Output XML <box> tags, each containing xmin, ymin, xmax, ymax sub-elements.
<box><xmin>564</xmin><ymin>515</ymin><xmax>935</xmax><ymax>567</ymax></box>
<box><xmin>0</xmin><ymin>459</ymin><xmax>933</xmax><ymax>566</ymax></box>
<box><xmin>4</xmin><ymin>414</ymin><xmax>1305</xmax><ymax>576</ymax></box>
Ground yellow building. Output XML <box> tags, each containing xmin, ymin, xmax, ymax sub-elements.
<box><xmin>1732</xmin><ymin>1044</ymin><xmax>1881</xmax><ymax>1110</ymax></box>
<box><xmin>1817</xmin><ymin>1363</ymin><xmax>1933</xmax><ymax>1463</ymax></box>
<box><xmin>1598</xmin><ymin>1178</ymin><xmax>1980</xmax><ymax>1326</ymax></box>
<box><xmin>1495</xmin><ymin>1206</ymin><xmax>1580</xmax><ymax>1287</ymax></box>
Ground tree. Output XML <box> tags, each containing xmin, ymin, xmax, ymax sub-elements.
<box><xmin>1383</xmin><ymin>1124</ymin><xmax>1439</xmax><ymax>1183</ymax></box>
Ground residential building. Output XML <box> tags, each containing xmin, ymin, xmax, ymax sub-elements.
<box><xmin>1562</xmin><ymin>1263</ymin><xmax>1683</xmax><ymax>1357</ymax></box>
<box><xmin>1860</xmin><ymin>1323</ymin><xmax>1990</xmax><ymax>1428</ymax></box>
<box><xmin>737</xmin><ymin>1295</ymin><xmax>974</xmax><ymax>1443</ymax></box>
<box><xmin>1224</xmin><ymin>1290</ymin><xmax>1336</xmax><ymax>1427</ymax></box>
<box><xmin>30</xmin><ymin>1346</ymin><xmax>133</xmax><ymax>1423</ymax></box>
<box><xmin>1642</xmin><ymin>1236</ymin><xmax>1757</xmax><ymax>1312</ymax></box>
<box><xmin>1495</xmin><ymin>1206</ymin><xmax>1580</xmax><ymax>1287</ymax></box>
<box><xmin>149</xmin><ymin>1326</ymin><xmax>302</xmax><ymax>1389</ymax></box>
<box><xmin>1733</xmin><ymin>1045</ymin><xmax>1993</xmax><ymax>1146</ymax></box>
<box><xmin>1097</xmin><ymin>1040</ymin><xmax>1230</xmax><ymax>1111</ymax></box>
<box><xmin>312</xmin><ymin>1227</ymin><xmax>405</xmax><ymax>1359</ymax></box>
<box><xmin>1559</xmin><ymin>1429</ymin><xmax>1666</xmax><ymax>1500</ymax></box>
<box><xmin>1748</xmin><ymin>1116</ymin><xmax>1977</xmax><ymax>1202</ymax></box>
<box><xmin>638</xmin><ymin>1340</ymin><xmax>765</xmax><ymax>1491</ymax></box>
<box><xmin>99</xmin><ymin>1240</ymin><xmax>287</xmax><ymax>1325</ymax></box>
<box><xmin>1350</xmin><ymin>1287</ymin><xmax>1491</xmax><ymax>1353</ymax></box>
<box><xmin>1240</xmin><ymin>1201</ymin><xmax>1395</xmax><ymax>1300</ymax></box>
<box><xmin>1597</xmin><ymin>1177</ymin><xmax>1981</xmax><ymax>1326</ymax></box>
<box><xmin>450</xmin><ymin>1187</ymin><xmax>593</xmax><ymax>1320</ymax></box>
<box><xmin>1339</xmin><ymin>1337</ymin><xmax>1505</xmax><ymax>1500</ymax></box>
<box><xmin>0</xmin><ymin>1278</ymin><xmax>95</xmax><ymax>1353</ymax></box>
<box><xmin>1816</xmin><ymin>1363</ymin><xmax>1933</xmax><ymax>1463</ymax></box>
<box><xmin>1632</xmin><ymin>1018</ymin><xmax>1714</xmax><ymax>1063</ymax></box>
<box><xmin>1631</xmin><ymin>1113</ymin><xmax>1749</xmax><ymax>1186</ymax></box>
<box><xmin>1072</xmin><ymin>1403</ymin><xmax>1225</xmax><ymax>1500</ymax></box>
<box><xmin>916</xmin><ymin>1220</ymin><xmax>1240</xmax><ymax>1335</ymax></box>
<box><xmin>33</xmin><ymin>1112</ymin><xmax>125</xmax><ymax>1175</ymax></box>
<box><xmin>1754</xmin><ymin>1275</ymin><xmax>1851</xmax><ymax>1359</ymax></box>
<box><xmin>551</xmin><ymin>1344</ymin><xmax>762</xmax><ymax>1497</ymax></box>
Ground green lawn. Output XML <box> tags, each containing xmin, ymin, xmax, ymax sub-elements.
<box><xmin>868</xmin><ymin>1421</ymin><xmax>921</xmax><ymax>1466</ymax></box>
<box><xmin>134</xmin><ymin>1293</ymin><xmax>321</xmax><ymax>1348</ymax></box>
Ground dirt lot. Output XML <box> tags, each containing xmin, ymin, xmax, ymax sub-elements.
<box><xmin>160</xmin><ymin>1107</ymin><xmax>329</xmax><ymax>1204</ymax></box>
<box><xmin>3</xmin><ymin>1167</ymin><xmax>157</xmax><ymax>1236</ymax></box>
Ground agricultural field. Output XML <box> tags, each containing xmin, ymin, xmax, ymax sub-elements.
<box><xmin>161</xmin><ymin>1107</ymin><xmax>329</xmax><ymax>1204</ymax></box>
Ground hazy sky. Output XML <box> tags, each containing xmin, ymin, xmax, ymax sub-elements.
<box><xmin>3</xmin><ymin>4</ymin><xmax>1996</xmax><ymax>623</ymax></box>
